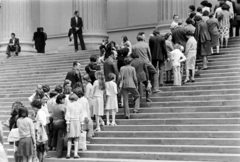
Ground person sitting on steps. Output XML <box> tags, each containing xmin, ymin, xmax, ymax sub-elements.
<box><xmin>6</xmin><ymin>33</ymin><xmax>21</xmax><ymax>58</ymax></box>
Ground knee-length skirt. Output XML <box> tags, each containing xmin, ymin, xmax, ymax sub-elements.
<box><xmin>105</xmin><ymin>96</ymin><xmax>118</xmax><ymax>112</ymax></box>
<box><xmin>93</xmin><ymin>96</ymin><xmax>104</xmax><ymax>116</ymax></box>
<box><xmin>211</xmin><ymin>34</ymin><xmax>219</xmax><ymax>47</ymax></box>
<box><xmin>201</xmin><ymin>41</ymin><xmax>212</xmax><ymax>56</ymax></box>
<box><xmin>186</xmin><ymin>51</ymin><xmax>197</xmax><ymax>70</ymax></box>
<box><xmin>17</xmin><ymin>137</ymin><xmax>34</xmax><ymax>156</ymax></box>
<box><xmin>68</xmin><ymin>120</ymin><xmax>80</xmax><ymax>138</ymax></box>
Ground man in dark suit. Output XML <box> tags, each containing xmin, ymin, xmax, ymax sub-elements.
<box><xmin>40</xmin><ymin>27</ymin><xmax>47</xmax><ymax>53</ymax></box>
<box><xmin>103</xmin><ymin>50</ymin><xmax>119</xmax><ymax>81</ymax></box>
<box><xmin>172</xmin><ymin>21</ymin><xmax>188</xmax><ymax>49</ymax></box>
<box><xmin>149</xmin><ymin>29</ymin><xmax>167</xmax><ymax>86</ymax></box>
<box><xmin>33</xmin><ymin>28</ymin><xmax>45</xmax><ymax>53</ymax></box>
<box><xmin>65</xmin><ymin>61</ymin><xmax>84</xmax><ymax>92</ymax></box>
<box><xmin>6</xmin><ymin>33</ymin><xmax>21</xmax><ymax>58</ymax></box>
<box><xmin>85</xmin><ymin>55</ymin><xmax>101</xmax><ymax>84</ymax></box>
<box><xmin>71</xmin><ymin>11</ymin><xmax>86</xmax><ymax>52</ymax></box>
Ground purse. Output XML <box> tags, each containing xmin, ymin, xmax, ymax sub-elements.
<box><xmin>8</xmin><ymin>128</ymin><xmax>19</xmax><ymax>142</ymax></box>
<box><xmin>78</xmin><ymin>131</ymin><xmax>87</xmax><ymax>151</ymax></box>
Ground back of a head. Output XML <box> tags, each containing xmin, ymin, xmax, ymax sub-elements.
<box><xmin>55</xmin><ymin>85</ymin><xmax>63</xmax><ymax>94</ymax></box>
<box><xmin>164</xmin><ymin>33</ymin><xmax>172</xmax><ymax>40</ymax></box>
<box><xmin>186</xmin><ymin>18</ymin><xmax>193</xmax><ymax>25</ymax></box>
<box><xmin>200</xmin><ymin>0</ymin><xmax>209</xmax><ymax>7</ymax></box>
<box><xmin>197</xmin><ymin>7</ymin><xmax>202</xmax><ymax>12</ymax></box>
<box><xmin>202</xmin><ymin>10</ymin><xmax>209</xmax><ymax>16</ymax></box>
<box><xmin>73</xmin><ymin>87</ymin><xmax>84</xmax><ymax>98</ymax></box>
<box><xmin>90</xmin><ymin>55</ymin><xmax>97</xmax><ymax>62</ymax></box>
<box><xmin>35</xmin><ymin>89</ymin><xmax>45</xmax><ymax>100</ymax></box>
<box><xmin>189</xmin><ymin>12</ymin><xmax>196</xmax><ymax>19</ymax></box>
<box><xmin>136</xmin><ymin>32</ymin><xmax>145</xmax><ymax>41</ymax></box>
<box><xmin>189</xmin><ymin>5</ymin><xmax>195</xmax><ymax>12</ymax></box>
<box><xmin>49</xmin><ymin>90</ymin><xmax>58</xmax><ymax>98</ymax></box>
<box><xmin>130</xmin><ymin>52</ymin><xmax>139</xmax><ymax>59</ymax></box>
<box><xmin>222</xmin><ymin>3</ymin><xmax>230</xmax><ymax>10</ymax></box>
<box><xmin>63</xmin><ymin>85</ymin><xmax>72</xmax><ymax>95</ymax></box>
<box><xmin>42</xmin><ymin>85</ymin><xmax>50</xmax><ymax>93</ymax></box>
<box><xmin>186</xmin><ymin>30</ymin><xmax>194</xmax><ymax>37</ymax></box>
<box><xmin>56</xmin><ymin>94</ymin><xmax>66</xmax><ymax>104</ymax></box>
<box><xmin>31</xmin><ymin>99</ymin><xmax>42</xmax><ymax>109</ymax></box>
<box><xmin>122</xmin><ymin>35</ymin><xmax>128</xmax><ymax>42</ymax></box>
<box><xmin>94</xmin><ymin>71</ymin><xmax>106</xmax><ymax>90</ymax></box>
<box><xmin>107</xmin><ymin>73</ymin><xmax>116</xmax><ymax>82</ymax></box>
<box><xmin>124</xmin><ymin>56</ymin><xmax>132</xmax><ymax>65</ymax></box>
<box><xmin>73</xmin><ymin>61</ymin><xmax>80</xmax><ymax>67</ymax></box>
<box><xmin>152</xmin><ymin>29</ymin><xmax>160</xmax><ymax>36</ymax></box>
<box><xmin>194</xmin><ymin>15</ymin><xmax>202</xmax><ymax>22</ymax></box>
<box><xmin>69</xmin><ymin>93</ymin><xmax>78</xmax><ymax>102</ymax></box>
<box><xmin>18</xmin><ymin>106</ymin><xmax>28</xmax><ymax>118</ymax></box>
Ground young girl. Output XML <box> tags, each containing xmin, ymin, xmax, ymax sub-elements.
<box><xmin>65</xmin><ymin>93</ymin><xmax>83</xmax><ymax>159</ymax></box>
<box><xmin>92</xmin><ymin>71</ymin><xmax>106</xmax><ymax>132</ymax></box>
<box><xmin>83</xmin><ymin>75</ymin><xmax>94</xmax><ymax>117</ymax></box>
<box><xmin>170</xmin><ymin>44</ymin><xmax>186</xmax><ymax>86</ymax></box>
<box><xmin>105</xmin><ymin>73</ymin><xmax>118</xmax><ymax>126</ymax></box>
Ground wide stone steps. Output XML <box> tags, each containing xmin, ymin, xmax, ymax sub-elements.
<box><xmin>3</xmin><ymin>37</ymin><xmax>240</xmax><ymax>161</ymax></box>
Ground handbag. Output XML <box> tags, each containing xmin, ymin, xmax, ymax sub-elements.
<box><xmin>7</xmin><ymin>128</ymin><xmax>19</xmax><ymax>142</ymax></box>
<box><xmin>231</xmin><ymin>16</ymin><xmax>238</xmax><ymax>27</ymax></box>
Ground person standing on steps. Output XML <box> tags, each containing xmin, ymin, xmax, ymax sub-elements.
<box><xmin>65</xmin><ymin>61</ymin><xmax>84</xmax><ymax>92</ymax></box>
<box><xmin>6</xmin><ymin>33</ymin><xmax>21</xmax><ymax>58</ymax></box>
<box><xmin>71</xmin><ymin>11</ymin><xmax>86</xmax><ymax>52</ymax></box>
<box><xmin>40</xmin><ymin>27</ymin><xmax>47</xmax><ymax>53</ymax></box>
<box><xmin>33</xmin><ymin>28</ymin><xmax>45</xmax><ymax>53</ymax></box>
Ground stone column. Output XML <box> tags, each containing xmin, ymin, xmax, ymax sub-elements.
<box><xmin>71</xmin><ymin>0</ymin><xmax>108</xmax><ymax>49</ymax></box>
<box><xmin>0</xmin><ymin>0</ymin><xmax>35</xmax><ymax>53</ymax></box>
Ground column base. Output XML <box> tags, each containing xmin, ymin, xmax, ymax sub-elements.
<box><xmin>58</xmin><ymin>32</ymin><xmax>108</xmax><ymax>52</ymax></box>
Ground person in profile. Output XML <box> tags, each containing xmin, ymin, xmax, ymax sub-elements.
<box><xmin>6</xmin><ymin>33</ymin><xmax>21</xmax><ymax>58</ymax></box>
<box><xmin>70</xmin><ymin>11</ymin><xmax>86</xmax><ymax>52</ymax></box>
<box><xmin>40</xmin><ymin>27</ymin><xmax>47</xmax><ymax>53</ymax></box>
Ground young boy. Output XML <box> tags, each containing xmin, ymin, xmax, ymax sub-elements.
<box><xmin>170</xmin><ymin>44</ymin><xmax>186</xmax><ymax>86</ymax></box>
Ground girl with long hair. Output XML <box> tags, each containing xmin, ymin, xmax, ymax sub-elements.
<box><xmin>92</xmin><ymin>71</ymin><xmax>106</xmax><ymax>131</ymax></box>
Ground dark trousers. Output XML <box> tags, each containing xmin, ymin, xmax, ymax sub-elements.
<box><xmin>146</xmin><ymin>61</ymin><xmax>159</xmax><ymax>91</ymax></box>
<box><xmin>73</xmin><ymin>31</ymin><xmax>86</xmax><ymax>50</ymax></box>
<box><xmin>35</xmin><ymin>45</ymin><xmax>45</xmax><ymax>53</ymax></box>
<box><xmin>235</xmin><ymin>20</ymin><xmax>240</xmax><ymax>37</ymax></box>
<box><xmin>52</xmin><ymin>120</ymin><xmax>66</xmax><ymax>156</ymax></box>
<box><xmin>6</xmin><ymin>45</ymin><xmax>20</xmax><ymax>55</ymax></box>
<box><xmin>122</xmin><ymin>88</ymin><xmax>140</xmax><ymax>118</ymax></box>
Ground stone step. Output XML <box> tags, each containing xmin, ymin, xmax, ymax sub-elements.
<box><xmin>95</xmin><ymin>131</ymin><xmax>240</xmax><ymax>138</ymax></box>
<box><xmin>102</xmin><ymin>125</ymin><xmax>240</xmax><ymax>131</ymax></box>
<box><xmin>47</xmin><ymin>150</ymin><xmax>240</xmax><ymax>161</ymax></box>
<box><xmin>7</xmin><ymin>157</ymin><xmax>206</xmax><ymax>162</ymax></box>
<box><xmin>113</xmin><ymin>118</ymin><xmax>240</xmax><ymax>125</ymax></box>
<box><xmin>86</xmin><ymin>144</ymin><xmax>240</xmax><ymax>154</ymax></box>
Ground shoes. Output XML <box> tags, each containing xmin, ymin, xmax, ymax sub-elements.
<box><xmin>191</xmin><ymin>79</ymin><xmax>195</xmax><ymax>82</ymax></box>
<box><xmin>6</xmin><ymin>55</ymin><xmax>11</xmax><ymax>58</ymax></box>
<box><xmin>133</xmin><ymin>109</ymin><xmax>139</xmax><ymax>114</ymax></box>
<box><xmin>75</xmin><ymin>49</ymin><xmax>78</xmax><ymax>52</ymax></box>
<box><xmin>184</xmin><ymin>80</ymin><xmax>190</xmax><ymax>83</ymax></box>
<box><xmin>125</xmin><ymin>116</ymin><xmax>130</xmax><ymax>119</ymax></box>
<box><xmin>74</xmin><ymin>155</ymin><xmax>80</xmax><ymax>159</ymax></box>
<box><xmin>152</xmin><ymin>89</ymin><xmax>162</xmax><ymax>93</ymax></box>
<box><xmin>66</xmin><ymin>155</ymin><xmax>70</xmax><ymax>159</ymax></box>
<box><xmin>94</xmin><ymin>127</ymin><xmax>101</xmax><ymax>132</ymax></box>
<box><xmin>111</xmin><ymin>122</ymin><xmax>117</xmax><ymax>126</ymax></box>
<box><xmin>146</xmin><ymin>98</ymin><xmax>152</xmax><ymax>102</ymax></box>
<box><xmin>15</xmin><ymin>53</ymin><xmax>18</xmax><ymax>56</ymax></box>
<box><xmin>201</xmin><ymin>67</ymin><xmax>208</xmax><ymax>70</ymax></box>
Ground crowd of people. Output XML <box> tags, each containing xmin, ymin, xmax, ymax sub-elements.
<box><xmin>4</xmin><ymin>0</ymin><xmax>240</xmax><ymax>162</ymax></box>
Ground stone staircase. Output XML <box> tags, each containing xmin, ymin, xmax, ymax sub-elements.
<box><xmin>2</xmin><ymin>37</ymin><xmax>240</xmax><ymax>162</ymax></box>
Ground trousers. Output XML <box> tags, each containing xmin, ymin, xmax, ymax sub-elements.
<box><xmin>173</xmin><ymin>66</ymin><xmax>181</xmax><ymax>86</ymax></box>
<box><xmin>73</xmin><ymin>31</ymin><xmax>86</xmax><ymax>50</ymax></box>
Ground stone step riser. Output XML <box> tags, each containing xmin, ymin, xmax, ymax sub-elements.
<box><xmin>46</xmin><ymin>151</ymin><xmax>240</xmax><ymax>161</ymax></box>
<box><xmin>103</xmin><ymin>125</ymin><xmax>240</xmax><ymax>131</ymax></box>
<box><xmin>86</xmin><ymin>145</ymin><xmax>240</xmax><ymax>154</ymax></box>
<box><xmin>95</xmin><ymin>132</ymin><xmax>240</xmax><ymax>138</ymax></box>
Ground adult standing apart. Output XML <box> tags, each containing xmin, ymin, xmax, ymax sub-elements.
<box><xmin>172</xmin><ymin>21</ymin><xmax>188</xmax><ymax>50</ymax></box>
<box><xmin>235</xmin><ymin>0</ymin><xmax>240</xmax><ymax>36</ymax></box>
<box><xmin>194</xmin><ymin>15</ymin><xmax>212</xmax><ymax>70</ymax></box>
<box><xmin>119</xmin><ymin>57</ymin><xmax>140</xmax><ymax>118</ymax></box>
<box><xmin>40</xmin><ymin>27</ymin><xmax>47</xmax><ymax>53</ymax></box>
<box><xmin>202</xmin><ymin>10</ymin><xmax>210</xmax><ymax>23</ymax></box>
<box><xmin>33</xmin><ymin>28</ymin><xmax>45</xmax><ymax>53</ymax></box>
<box><xmin>16</xmin><ymin>107</ymin><xmax>35</xmax><ymax>162</ymax></box>
<box><xmin>51</xmin><ymin>94</ymin><xmax>66</xmax><ymax>158</ymax></box>
<box><xmin>184</xmin><ymin>18</ymin><xmax>196</xmax><ymax>34</ymax></box>
<box><xmin>6</xmin><ymin>33</ymin><xmax>21</xmax><ymax>58</ymax></box>
<box><xmin>164</xmin><ymin>33</ymin><xmax>174</xmax><ymax>84</ymax></box>
<box><xmin>130</xmin><ymin>52</ymin><xmax>151</xmax><ymax>102</ymax></box>
<box><xmin>71</xmin><ymin>11</ymin><xmax>86</xmax><ymax>52</ymax></box>
<box><xmin>132</xmin><ymin>32</ymin><xmax>160</xmax><ymax>93</ymax></box>
<box><xmin>149</xmin><ymin>29</ymin><xmax>167</xmax><ymax>87</ymax></box>
<box><xmin>207</xmin><ymin>13</ymin><xmax>220</xmax><ymax>53</ymax></box>
<box><xmin>170</xmin><ymin>15</ymin><xmax>179</xmax><ymax>32</ymax></box>
<box><xmin>184</xmin><ymin>31</ymin><xmax>198</xmax><ymax>83</ymax></box>
<box><xmin>103</xmin><ymin>50</ymin><xmax>119</xmax><ymax>81</ymax></box>
<box><xmin>65</xmin><ymin>61</ymin><xmax>84</xmax><ymax>91</ymax></box>
<box><xmin>219</xmin><ymin>3</ymin><xmax>233</xmax><ymax>47</ymax></box>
